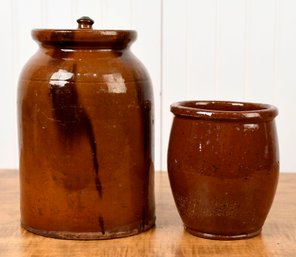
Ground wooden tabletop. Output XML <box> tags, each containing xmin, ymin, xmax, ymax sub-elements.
<box><xmin>0</xmin><ymin>170</ymin><xmax>295</xmax><ymax>257</ymax></box>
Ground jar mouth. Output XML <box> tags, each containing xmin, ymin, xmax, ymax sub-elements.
<box><xmin>32</xmin><ymin>29</ymin><xmax>137</xmax><ymax>49</ymax></box>
<box><xmin>171</xmin><ymin>100</ymin><xmax>278</xmax><ymax>121</ymax></box>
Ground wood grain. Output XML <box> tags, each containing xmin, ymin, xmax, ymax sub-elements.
<box><xmin>0</xmin><ymin>170</ymin><xmax>295</xmax><ymax>257</ymax></box>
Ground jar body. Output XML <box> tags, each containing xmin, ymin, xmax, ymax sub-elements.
<box><xmin>18</xmin><ymin>45</ymin><xmax>155</xmax><ymax>239</ymax></box>
<box><xmin>167</xmin><ymin>101</ymin><xmax>279</xmax><ymax>240</ymax></box>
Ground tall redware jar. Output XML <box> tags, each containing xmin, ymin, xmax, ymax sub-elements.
<box><xmin>17</xmin><ymin>17</ymin><xmax>155</xmax><ymax>239</ymax></box>
<box><xmin>168</xmin><ymin>100</ymin><xmax>279</xmax><ymax>240</ymax></box>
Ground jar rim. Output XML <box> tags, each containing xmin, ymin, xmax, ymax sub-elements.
<box><xmin>170</xmin><ymin>100</ymin><xmax>278</xmax><ymax>121</ymax></box>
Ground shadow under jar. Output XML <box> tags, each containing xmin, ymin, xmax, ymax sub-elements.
<box><xmin>17</xmin><ymin>17</ymin><xmax>155</xmax><ymax>240</ymax></box>
<box><xmin>167</xmin><ymin>100</ymin><xmax>279</xmax><ymax>240</ymax></box>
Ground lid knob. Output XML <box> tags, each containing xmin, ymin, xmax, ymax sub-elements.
<box><xmin>77</xmin><ymin>16</ymin><xmax>94</xmax><ymax>29</ymax></box>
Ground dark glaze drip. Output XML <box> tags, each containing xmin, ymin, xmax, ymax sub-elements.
<box><xmin>99</xmin><ymin>216</ymin><xmax>105</xmax><ymax>235</ymax></box>
<box><xmin>141</xmin><ymin>210</ymin><xmax>146</xmax><ymax>231</ymax></box>
<box><xmin>83</xmin><ymin>111</ymin><xmax>102</xmax><ymax>198</ymax></box>
<box><xmin>49</xmin><ymin>64</ymin><xmax>102</xmax><ymax>198</ymax></box>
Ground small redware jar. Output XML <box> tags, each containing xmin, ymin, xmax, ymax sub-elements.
<box><xmin>17</xmin><ymin>17</ymin><xmax>155</xmax><ymax>239</ymax></box>
<box><xmin>167</xmin><ymin>100</ymin><xmax>279</xmax><ymax>240</ymax></box>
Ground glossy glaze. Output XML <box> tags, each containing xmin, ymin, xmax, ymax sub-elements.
<box><xmin>18</xmin><ymin>17</ymin><xmax>155</xmax><ymax>239</ymax></box>
<box><xmin>168</xmin><ymin>100</ymin><xmax>279</xmax><ymax>240</ymax></box>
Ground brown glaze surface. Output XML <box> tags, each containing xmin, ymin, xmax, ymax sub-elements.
<box><xmin>17</xmin><ymin>17</ymin><xmax>155</xmax><ymax>239</ymax></box>
<box><xmin>168</xmin><ymin>100</ymin><xmax>279</xmax><ymax>240</ymax></box>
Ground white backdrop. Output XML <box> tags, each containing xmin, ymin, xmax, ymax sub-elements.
<box><xmin>0</xmin><ymin>0</ymin><xmax>295</xmax><ymax>172</ymax></box>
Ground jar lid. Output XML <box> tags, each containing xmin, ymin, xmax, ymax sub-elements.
<box><xmin>32</xmin><ymin>16</ymin><xmax>137</xmax><ymax>49</ymax></box>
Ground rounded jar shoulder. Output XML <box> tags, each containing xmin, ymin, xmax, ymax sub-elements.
<box><xmin>19</xmin><ymin>48</ymin><xmax>151</xmax><ymax>85</ymax></box>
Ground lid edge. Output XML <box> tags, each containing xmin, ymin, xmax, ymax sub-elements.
<box><xmin>31</xmin><ymin>29</ymin><xmax>137</xmax><ymax>48</ymax></box>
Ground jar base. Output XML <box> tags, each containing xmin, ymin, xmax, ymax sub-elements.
<box><xmin>184</xmin><ymin>226</ymin><xmax>262</xmax><ymax>240</ymax></box>
<box><xmin>22</xmin><ymin>218</ymin><xmax>155</xmax><ymax>240</ymax></box>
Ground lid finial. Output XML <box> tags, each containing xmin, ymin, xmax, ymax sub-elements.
<box><xmin>77</xmin><ymin>16</ymin><xmax>94</xmax><ymax>29</ymax></box>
